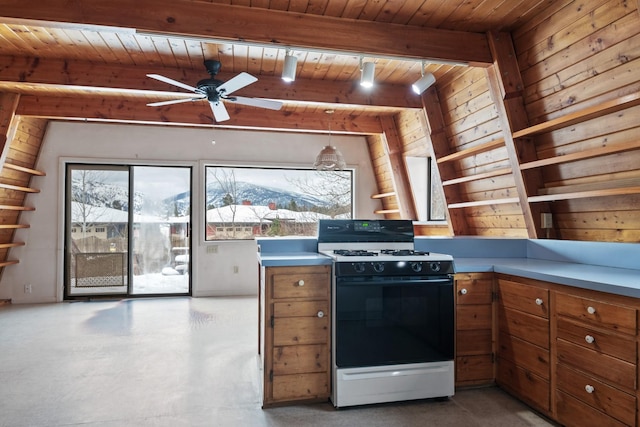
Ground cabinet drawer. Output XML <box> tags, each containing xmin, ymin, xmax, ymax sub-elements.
<box><xmin>557</xmin><ymin>317</ymin><xmax>636</xmax><ymax>363</ymax></box>
<box><xmin>556</xmin><ymin>390</ymin><xmax>628</xmax><ymax>427</ymax></box>
<box><xmin>556</xmin><ymin>339</ymin><xmax>636</xmax><ymax>391</ymax></box>
<box><xmin>497</xmin><ymin>332</ymin><xmax>549</xmax><ymax>379</ymax></box>
<box><xmin>496</xmin><ymin>358</ymin><xmax>549</xmax><ymax>412</ymax></box>
<box><xmin>272</xmin><ymin>372</ymin><xmax>329</xmax><ymax>401</ymax></box>
<box><xmin>455</xmin><ymin>275</ymin><xmax>493</xmax><ymax>305</ymax></box>
<box><xmin>555</xmin><ymin>292</ymin><xmax>636</xmax><ymax>336</ymax></box>
<box><xmin>272</xmin><ymin>344</ymin><xmax>329</xmax><ymax>375</ymax></box>
<box><xmin>269</xmin><ymin>266</ymin><xmax>329</xmax><ymax>300</ymax></box>
<box><xmin>556</xmin><ymin>363</ymin><xmax>635</xmax><ymax>426</ymax></box>
<box><xmin>498</xmin><ymin>305</ymin><xmax>549</xmax><ymax>349</ymax></box>
<box><xmin>274</xmin><ymin>300</ymin><xmax>329</xmax><ymax>319</ymax></box>
<box><xmin>457</xmin><ymin>329</ymin><xmax>492</xmax><ymax>356</ymax></box>
<box><xmin>456</xmin><ymin>304</ymin><xmax>492</xmax><ymax>330</ymax></box>
<box><xmin>497</xmin><ymin>279</ymin><xmax>548</xmax><ymax>318</ymax></box>
<box><xmin>273</xmin><ymin>316</ymin><xmax>329</xmax><ymax>346</ymax></box>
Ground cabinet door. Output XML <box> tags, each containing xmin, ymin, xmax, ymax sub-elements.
<box><xmin>262</xmin><ymin>265</ymin><xmax>331</xmax><ymax>407</ymax></box>
<box><xmin>496</xmin><ymin>277</ymin><xmax>550</xmax><ymax>413</ymax></box>
<box><xmin>455</xmin><ymin>273</ymin><xmax>494</xmax><ymax>386</ymax></box>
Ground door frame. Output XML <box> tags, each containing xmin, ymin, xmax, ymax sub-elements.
<box><xmin>61</xmin><ymin>160</ymin><xmax>195</xmax><ymax>299</ymax></box>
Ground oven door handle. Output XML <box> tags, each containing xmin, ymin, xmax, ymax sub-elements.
<box><xmin>337</xmin><ymin>277</ymin><xmax>452</xmax><ymax>286</ymax></box>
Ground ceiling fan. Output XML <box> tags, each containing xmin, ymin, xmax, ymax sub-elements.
<box><xmin>146</xmin><ymin>59</ymin><xmax>283</xmax><ymax>122</ymax></box>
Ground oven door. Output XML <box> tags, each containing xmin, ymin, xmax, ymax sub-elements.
<box><xmin>335</xmin><ymin>275</ymin><xmax>454</xmax><ymax>368</ymax></box>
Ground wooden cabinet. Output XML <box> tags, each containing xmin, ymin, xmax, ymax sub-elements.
<box><xmin>260</xmin><ymin>265</ymin><xmax>331</xmax><ymax>407</ymax></box>
<box><xmin>495</xmin><ymin>276</ymin><xmax>551</xmax><ymax>414</ymax></box>
<box><xmin>454</xmin><ymin>272</ymin><xmax>494</xmax><ymax>386</ymax></box>
<box><xmin>554</xmin><ymin>291</ymin><xmax>637</xmax><ymax>427</ymax></box>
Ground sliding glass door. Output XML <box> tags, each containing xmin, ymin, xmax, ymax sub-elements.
<box><xmin>64</xmin><ymin>164</ymin><xmax>191</xmax><ymax>298</ymax></box>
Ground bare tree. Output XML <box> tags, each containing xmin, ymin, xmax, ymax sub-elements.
<box><xmin>207</xmin><ymin>168</ymin><xmax>240</xmax><ymax>238</ymax></box>
<box><xmin>286</xmin><ymin>171</ymin><xmax>352</xmax><ymax>218</ymax></box>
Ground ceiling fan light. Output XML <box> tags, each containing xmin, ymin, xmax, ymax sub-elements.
<box><xmin>360</xmin><ymin>61</ymin><xmax>375</xmax><ymax>88</ymax></box>
<box><xmin>412</xmin><ymin>72</ymin><xmax>436</xmax><ymax>94</ymax></box>
<box><xmin>313</xmin><ymin>146</ymin><xmax>346</xmax><ymax>171</ymax></box>
<box><xmin>282</xmin><ymin>52</ymin><xmax>297</xmax><ymax>82</ymax></box>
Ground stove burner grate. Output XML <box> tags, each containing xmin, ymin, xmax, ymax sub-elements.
<box><xmin>380</xmin><ymin>249</ymin><xmax>430</xmax><ymax>256</ymax></box>
<box><xmin>333</xmin><ymin>249</ymin><xmax>378</xmax><ymax>257</ymax></box>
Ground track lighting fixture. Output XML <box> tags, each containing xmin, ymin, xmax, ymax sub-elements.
<box><xmin>359</xmin><ymin>58</ymin><xmax>375</xmax><ymax>88</ymax></box>
<box><xmin>412</xmin><ymin>61</ymin><xmax>436</xmax><ymax>94</ymax></box>
<box><xmin>282</xmin><ymin>49</ymin><xmax>297</xmax><ymax>82</ymax></box>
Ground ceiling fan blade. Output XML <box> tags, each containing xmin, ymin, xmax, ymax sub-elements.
<box><xmin>217</xmin><ymin>72</ymin><xmax>257</xmax><ymax>96</ymax></box>
<box><xmin>147</xmin><ymin>96</ymin><xmax>205</xmax><ymax>107</ymax></box>
<box><xmin>147</xmin><ymin>74</ymin><xmax>199</xmax><ymax>93</ymax></box>
<box><xmin>210</xmin><ymin>101</ymin><xmax>230</xmax><ymax>122</ymax></box>
<box><xmin>230</xmin><ymin>96</ymin><xmax>283</xmax><ymax>111</ymax></box>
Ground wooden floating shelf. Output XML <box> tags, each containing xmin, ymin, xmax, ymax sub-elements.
<box><xmin>442</xmin><ymin>167</ymin><xmax>512</xmax><ymax>186</ymax></box>
<box><xmin>528</xmin><ymin>186</ymin><xmax>640</xmax><ymax>203</ymax></box>
<box><xmin>520</xmin><ymin>140</ymin><xmax>640</xmax><ymax>170</ymax></box>
<box><xmin>436</xmin><ymin>138</ymin><xmax>505</xmax><ymax>164</ymax></box>
<box><xmin>0</xmin><ymin>224</ymin><xmax>30</xmax><ymax>229</ymax></box>
<box><xmin>371</xmin><ymin>192</ymin><xmax>396</xmax><ymax>199</ymax></box>
<box><xmin>0</xmin><ymin>260</ymin><xmax>19</xmax><ymax>267</ymax></box>
<box><xmin>3</xmin><ymin>163</ymin><xmax>46</xmax><ymax>176</ymax></box>
<box><xmin>374</xmin><ymin>209</ymin><xmax>400</xmax><ymax>214</ymax></box>
<box><xmin>513</xmin><ymin>91</ymin><xmax>640</xmax><ymax>139</ymax></box>
<box><xmin>0</xmin><ymin>183</ymin><xmax>40</xmax><ymax>193</ymax></box>
<box><xmin>448</xmin><ymin>197</ymin><xmax>520</xmax><ymax>209</ymax></box>
<box><xmin>0</xmin><ymin>242</ymin><xmax>25</xmax><ymax>249</ymax></box>
<box><xmin>0</xmin><ymin>204</ymin><xmax>35</xmax><ymax>211</ymax></box>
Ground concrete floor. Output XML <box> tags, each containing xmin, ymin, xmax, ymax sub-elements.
<box><xmin>0</xmin><ymin>297</ymin><xmax>556</xmax><ymax>427</ymax></box>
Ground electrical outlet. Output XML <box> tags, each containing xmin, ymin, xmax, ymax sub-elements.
<box><xmin>233</xmin><ymin>266</ymin><xmax>239</xmax><ymax>274</ymax></box>
<box><xmin>541</xmin><ymin>213</ymin><xmax>553</xmax><ymax>229</ymax></box>
<box><xmin>24</xmin><ymin>284</ymin><xmax>32</xmax><ymax>294</ymax></box>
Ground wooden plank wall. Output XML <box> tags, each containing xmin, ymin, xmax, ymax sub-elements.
<box><xmin>369</xmin><ymin>0</ymin><xmax>640</xmax><ymax>242</ymax></box>
<box><xmin>366</xmin><ymin>133</ymin><xmax>401</xmax><ymax>219</ymax></box>
<box><xmin>513</xmin><ymin>0</ymin><xmax>640</xmax><ymax>242</ymax></box>
<box><xmin>0</xmin><ymin>117</ymin><xmax>47</xmax><ymax>267</ymax></box>
<box><xmin>434</xmin><ymin>66</ymin><xmax>528</xmax><ymax>237</ymax></box>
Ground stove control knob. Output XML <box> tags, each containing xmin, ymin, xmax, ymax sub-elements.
<box><xmin>373</xmin><ymin>262</ymin><xmax>385</xmax><ymax>273</ymax></box>
<box><xmin>410</xmin><ymin>262</ymin><xmax>423</xmax><ymax>272</ymax></box>
<box><xmin>353</xmin><ymin>263</ymin><xmax>366</xmax><ymax>273</ymax></box>
<box><xmin>429</xmin><ymin>262</ymin><xmax>442</xmax><ymax>272</ymax></box>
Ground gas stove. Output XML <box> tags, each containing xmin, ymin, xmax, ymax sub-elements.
<box><xmin>319</xmin><ymin>219</ymin><xmax>456</xmax><ymax>408</ymax></box>
<box><xmin>317</xmin><ymin>219</ymin><xmax>454</xmax><ymax>272</ymax></box>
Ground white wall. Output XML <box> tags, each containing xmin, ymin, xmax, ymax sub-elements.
<box><xmin>1</xmin><ymin>121</ymin><xmax>382</xmax><ymax>303</ymax></box>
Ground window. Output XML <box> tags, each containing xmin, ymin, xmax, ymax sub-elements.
<box><xmin>205</xmin><ymin>166</ymin><xmax>353</xmax><ymax>240</ymax></box>
<box><xmin>405</xmin><ymin>156</ymin><xmax>446</xmax><ymax>222</ymax></box>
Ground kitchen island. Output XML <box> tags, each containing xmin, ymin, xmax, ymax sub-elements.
<box><xmin>257</xmin><ymin>236</ymin><xmax>640</xmax><ymax>425</ymax></box>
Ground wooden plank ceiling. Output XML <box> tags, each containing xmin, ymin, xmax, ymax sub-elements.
<box><xmin>0</xmin><ymin>0</ymin><xmax>558</xmax><ymax>134</ymax></box>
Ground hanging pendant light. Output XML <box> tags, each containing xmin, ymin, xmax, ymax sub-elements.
<box><xmin>313</xmin><ymin>110</ymin><xmax>346</xmax><ymax>171</ymax></box>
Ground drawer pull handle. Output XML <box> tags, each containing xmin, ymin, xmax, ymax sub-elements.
<box><xmin>585</xmin><ymin>335</ymin><xmax>595</xmax><ymax>344</ymax></box>
<box><xmin>460</xmin><ymin>288</ymin><xmax>468</xmax><ymax>295</ymax></box>
<box><xmin>297</xmin><ymin>280</ymin><xmax>305</xmax><ymax>286</ymax></box>
<box><xmin>535</xmin><ymin>298</ymin><xmax>543</xmax><ymax>306</ymax></box>
<box><xmin>587</xmin><ymin>306</ymin><xmax>596</xmax><ymax>314</ymax></box>
<box><xmin>585</xmin><ymin>384</ymin><xmax>595</xmax><ymax>394</ymax></box>
<box><xmin>317</xmin><ymin>311</ymin><xmax>324</xmax><ymax>318</ymax></box>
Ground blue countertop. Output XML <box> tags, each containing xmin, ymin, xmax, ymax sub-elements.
<box><xmin>256</xmin><ymin>237</ymin><xmax>640</xmax><ymax>299</ymax></box>
<box><xmin>455</xmin><ymin>258</ymin><xmax>640</xmax><ymax>298</ymax></box>
<box><xmin>258</xmin><ymin>252</ymin><xmax>332</xmax><ymax>267</ymax></box>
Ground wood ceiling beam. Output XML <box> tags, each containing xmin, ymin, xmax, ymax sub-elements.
<box><xmin>0</xmin><ymin>55</ymin><xmax>422</xmax><ymax>110</ymax></box>
<box><xmin>0</xmin><ymin>0</ymin><xmax>492</xmax><ymax>66</ymax></box>
<box><xmin>15</xmin><ymin>96</ymin><xmax>384</xmax><ymax>134</ymax></box>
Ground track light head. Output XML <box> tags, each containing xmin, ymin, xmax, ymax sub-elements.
<box><xmin>360</xmin><ymin>61</ymin><xmax>375</xmax><ymax>88</ymax></box>
<box><xmin>412</xmin><ymin>72</ymin><xmax>436</xmax><ymax>94</ymax></box>
<box><xmin>282</xmin><ymin>50</ymin><xmax>297</xmax><ymax>82</ymax></box>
